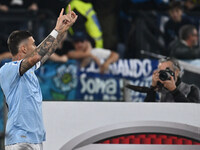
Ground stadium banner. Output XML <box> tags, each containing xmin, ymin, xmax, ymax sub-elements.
<box><xmin>36</xmin><ymin>59</ymin><xmax>158</xmax><ymax>101</ymax></box>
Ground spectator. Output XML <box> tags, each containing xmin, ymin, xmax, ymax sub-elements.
<box><xmin>67</xmin><ymin>32</ymin><xmax>119</xmax><ymax>73</ymax></box>
<box><xmin>169</xmin><ymin>25</ymin><xmax>200</xmax><ymax>59</ymax></box>
<box><xmin>164</xmin><ymin>1</ymin><xmax>195</xmax><ymax>47</ymax></box>
<box><xmin>144</xmin><ymin>58</ymin><xmax>200</xmax><ymax>103</ymax></box>
<box><xmin>0</xmin><ymin>0</ymin><xmax>38</xmax><ymax>11</ymax></box>
<box><xmin>184</xmin><ymin>0</ymin><xmax>200</xmax><ymax>12</ymax></box>
<box><xmin>66</xmin><ymin>0</ymin><xmax>103</xmax><ymax>48</ymax></box>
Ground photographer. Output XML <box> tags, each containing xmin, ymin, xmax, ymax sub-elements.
<box><xmin>144</xmin><ymin>58</ymin><xmax>200</xmax><ymax>103</ymax></box>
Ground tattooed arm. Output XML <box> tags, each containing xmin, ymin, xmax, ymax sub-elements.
<box><xmin>20</xmin><ymin>32</ymin><xmax>65</xmax><ymax>75</ymax></box>
<box><xmin>40</xmin><ymin>32</ymin><xmax>66</xmax><ymax>65</ymax></box>
<box><xmin>19</xmin><ymin>7</ymin><xmax>77</xmax><ymax>75</ymax></box>
<box><xmin>19</xmin><ymin>35</ymin><xmax>56</xmax><ymax>75</ymax></box>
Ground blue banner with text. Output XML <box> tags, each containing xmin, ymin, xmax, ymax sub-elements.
<box><xmin>36</xmin><ymin>59</ymin><xmax>158</xmax><ymax>101</ymax></box>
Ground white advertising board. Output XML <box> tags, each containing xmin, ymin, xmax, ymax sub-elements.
<box><xmin>43</xmin><ymin>102</ymin><xmax>200</xmax><ymax>150</ymax></box>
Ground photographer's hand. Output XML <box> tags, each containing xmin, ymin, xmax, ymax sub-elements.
<box><xmin>159</xmin><ymin>76</ymin><xmax>176</xmax><ymax>91</ymax></box>
<box><xmin>152</xmin><ymin>70</ymin><xmax>160</xmax><ymax>87</ymax></box>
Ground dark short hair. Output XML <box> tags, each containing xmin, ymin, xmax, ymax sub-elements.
<box><xmin>179</xmin><ymin>25</ymin><xmax>196</xmax><ymax>40</ymax></box>
<box><xmin>168</xmin><ymin>1</ymin><xmax>183</xmax><ymax>11</ymax></box>
<box><xmin>72</xmin><ymin>31</ymin><xmax>95</xmax><ymax>48</ymax></box>
<box><xmin>7</xmin><ymin>30</ymin><xmax>32</xmax><ymax>56</ymax></box>
<box><xmin>72</xmin><ymin>31</ymin><xmax>88</xmax><ymax>42</ymax></box>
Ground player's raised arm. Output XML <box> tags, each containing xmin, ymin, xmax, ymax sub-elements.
<box><xmin>20</xmin><ymin>7</ymin><xmax>77</xmax><ymax>75</ymax></box>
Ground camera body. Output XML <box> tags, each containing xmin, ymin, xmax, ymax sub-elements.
<box><xmin>159</xmin><ymin>68</ymin><xmax>175</xmax><ymax>81</ymax></box>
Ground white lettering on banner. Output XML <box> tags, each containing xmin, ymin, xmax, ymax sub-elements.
<box><xmin>142</xmin><ymin>59</ymin><xmax>152</xmax><ymax>76</ymax></box>
<box><xmin>80</xmin><ymin>74</ymin><xmax>152</xmax><ymax>101</ymax></box>
<box><xmin>80</xmin><ymin>59</ymin><xmax>154</xmax><ymax>101</ymax></box>
<box><xmin>129</xmin><ymin>59</ymin><xmax>143</xmax><ymax>78</ymax></box>
<box><xmin>112</xmin><ymin>59</ymin><xmax>130</xmax><ymax>76</ymax></box>
<box><xmin>80</xmin><ymin>74</ymin><xmax>117</xmax><ymax>95</ymax></box>
<box><xmin>85</xmin><ymin>59</ymin><xmax>153</xmax><ymax>78</ymax></box>
<box><xmin>86</xmin><ymin>61</ymin><xmax>99</xmax><ymax>73</ymax></box>
<box><xmin>106</xmin><ymin>80</ymin><xmax>116</xmax><ymax>94</ymax></box>
<box><xmin>128</xmin><ymin>59</ymin><xmax>152</xmax><ymax>77</ymax></box>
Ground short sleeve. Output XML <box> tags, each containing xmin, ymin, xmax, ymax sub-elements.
<box><xmin>91</xmin><ymin>48</ymin><xmax>111</xmax><ymax>60</ymax></box>
<box><xmin>0</xmin><ymin>60</ymin><xmax>22</xmax><ymax>95</ymax></box>
<box><xmin>6</xmin><ymin>60</ymin><xmax>22</xmax><ymax>77</ymax></box>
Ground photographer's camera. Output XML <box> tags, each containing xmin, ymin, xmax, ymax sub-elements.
<box><xmin>159</xmin><ymin>68</ymin><xmax>174</xmax><ymax>81</ymax></box>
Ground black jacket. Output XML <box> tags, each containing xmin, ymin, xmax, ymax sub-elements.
<box><xmin>169</xmin><ymin>40</ymin><xmax>200</xmax><ymax>59</ymax></box>
<box><xmin>144</xmin><ymin>79</ymin><xmax>200</xmax><ymax>103</ymax></box>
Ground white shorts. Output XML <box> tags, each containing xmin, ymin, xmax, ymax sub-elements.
<box><xmin>5</xmin><ymin>143</ymin><xmax>43</xmax><ymax>150</ymax></box>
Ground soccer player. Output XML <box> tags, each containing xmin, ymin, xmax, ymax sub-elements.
<box><xmin>0</xmin><ymin>6</ymin><xmax>77</xmax><ymax>150</ymax></box>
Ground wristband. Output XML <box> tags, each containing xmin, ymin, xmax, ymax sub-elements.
<box><xmin>50</xmin><ymin>29</ymin><xmax>58</xmax><ymax>38</ymax></box>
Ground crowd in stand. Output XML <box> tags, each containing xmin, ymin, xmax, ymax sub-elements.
<box><xmin>0</xmin><ymin>0</ymin><xmax>200</xmax><ymax>66</ymax></box>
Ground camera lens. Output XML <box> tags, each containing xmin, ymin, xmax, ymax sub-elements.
<box><xmin>159</xmin><ymin>71</ymin><xmax>167</xmax><ymax>81</ymax></box>
<box><xmin>159</xmin><ymin>70</ymin><xmax>171</xmax><ymax>81</ymax></box>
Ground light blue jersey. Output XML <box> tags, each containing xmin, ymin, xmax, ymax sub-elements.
<box><xmin>0</xmin><ymin>60</ymin><xmax>45</xmax><ymax>145</ymax></box>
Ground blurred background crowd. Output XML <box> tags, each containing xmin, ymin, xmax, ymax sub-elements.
<box><xmin>1</xmin><ymin>0</ymin><xmax>200</xmax><ymax>63</ymax></box>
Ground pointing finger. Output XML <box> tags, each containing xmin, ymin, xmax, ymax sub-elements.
<box><xmin>68</xmin><ymin>4</ymin><xmax>71</xmax><ymax>15</ymax></box>
<box><xmin>59</xmin><ymin>8</ymin><xmax>64</xmax><ymax>18</ymax></box>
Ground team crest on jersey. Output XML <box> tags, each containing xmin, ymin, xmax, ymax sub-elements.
<box><xmin>12</xmin><ymin>62</ymin><xmax>18</xmax><ymax>65</ymax></box>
